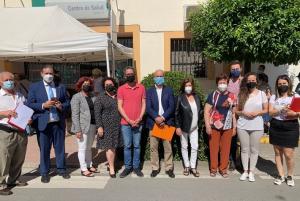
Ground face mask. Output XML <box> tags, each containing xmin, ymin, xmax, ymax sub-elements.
<box><xmin>82</xmin><ymin>85</ymin><xmax>92</xmax><ymax>93</ymax></box>
<box><xmin>278</xmin><ymin>85</ymin><xmax>289</xmax><ymax>94</ymax></box>
<box><xmin>246</xmin><ymin>82</ymin><xmax>257</xmax><ymax>89</ymax></box>
<box><xmin>218</xmin><ymin>83</ymin><xmax>228</xmax><ymax>92</ymax></box>
<box><xmin>154</xmin><ymin>77</ymin><xmax>165</xmax><ymax>86</ymax></box>
<box><xmin>231</xmin><ymin>70</ymin><xmax>241</xmax><ymax>78</ymax></box>
<box><xmin>2</xmin><ymin>80</ymin><xmax>14</xmax><ymax>90</ymax></box>
<box><xmin>43</xmin><ymin>74</ymin><xmax>54</xmax><ymax>83</ymax></box>
<box><xmin>185</xmin><ymin>86</ymin><xmax>192</xmax><ymax>94</ymax></box>
<box><xmin>126</xmin><ymin>75</ymin><xmax>135</xmax><ymax>83</ymax></box>
<box><xmin>105</xmin><ymin>84</ymin><xmax>116</xmax><ymax>94</ymax></box>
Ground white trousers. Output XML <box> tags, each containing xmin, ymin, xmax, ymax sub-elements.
<box><xmin>180</xmin><ymin>129</ymin><xmax>199</xmax><ymax>169</ymax></box>
<box><xmin>77</xmin><ymin>124</ymin><xmax>96</xmax><ymax>171</ymax></box>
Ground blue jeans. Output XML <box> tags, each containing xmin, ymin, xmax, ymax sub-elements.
<box><xmin>121</xmin><ymin>125</ymin><xmax>142</xmax><ymax>170</ymax></box>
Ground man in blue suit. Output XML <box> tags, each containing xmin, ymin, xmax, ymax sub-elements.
<box><xmin>27</xmin><ymin>64</ymin><xmax>70</xmax><ymax>183</ymax></box>
<box><xmin>146</xmin><ymin>69</ymin><xmax>175</xmax><ymax>178</ymax></box>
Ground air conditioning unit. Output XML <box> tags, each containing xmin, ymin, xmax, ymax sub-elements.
<box><xmin>183</xmin><ymin>4</ymin><xmax>199</xmax><ymax>30</ymax></box>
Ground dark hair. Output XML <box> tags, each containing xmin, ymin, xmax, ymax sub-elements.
<box><xmin>102</xmin><ymin>77</ymin><xmax>118</xmax><ymax>90</ymax></box>
<box><xmin>75</xmin><ymin>76</ymin><xmax>94</xmax><ymax>92</ymax></box>
<box><xmin>229</xmin><ymin>60</ymin><xmax>242</xmax><ymax>69</ymax></box>
<box><xmin>275</xmin><ymin>74</ymin><xmax>293</xmax><ymax>98</ymax></box>
<box><xmin>216</xmin><ymin>73</ymin><xmax>229</xmax><ymax>84</ymax></box>
<box><xmin>258</xmin><ymin>64</ymin><xmax>266</xmax><ymax>71</ymax></box>
<box><xmin>180</xmin><ymin>78</ymin><xmax>195</xmax><ymax>94</ymax></box>
<box><xmin>238</xmin><ymin>72</ymin><xmax>258</xmax><ymax>110</ymax></box>
<box><xmin>124</xmin><ymin>66</ymin><xmax>135</xmax><ymax>75</ymax></box>
<box><xmin>41</xmin><ymin>64</ymin><xmax>54</xmax><ymax>72</ymax></box>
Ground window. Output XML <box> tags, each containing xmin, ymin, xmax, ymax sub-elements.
<box><xmin>171</xmin><ymin>39</ymin><xmax>207</xmax><ymax>78</ymax></box>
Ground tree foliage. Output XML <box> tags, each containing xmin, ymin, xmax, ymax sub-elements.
<box><xmin>190</xmin><ymin>0</ymin><xmax>300</xmax><ymax>66</ymax></box>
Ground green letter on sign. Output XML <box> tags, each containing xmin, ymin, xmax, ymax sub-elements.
<box><xmin>32</xmin><ymin>0</ymin><xmax>45</xmax><ymax>7</ymax></box>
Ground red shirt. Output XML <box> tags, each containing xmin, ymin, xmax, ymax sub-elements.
<box><xmin>117</xmin><ymin>83</ymin><xmax>146</xmax><ymax>125</ymax></box>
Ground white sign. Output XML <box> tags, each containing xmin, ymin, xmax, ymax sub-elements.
<box><xmin>45</xmin><ymin>0</ymin><xmax>109</xmax><ymax>20</ymax></box>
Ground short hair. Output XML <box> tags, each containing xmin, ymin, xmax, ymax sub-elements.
<box><xmin>41</xmin><ymin>64</ymin><xmax>54</xmax><ymax>72</ymax></box>
<box><xmin>75</xmin><ymin>76</ymin><xmax>94</xmax><ymax>92</ymax></box>
<box><xmin>102</xmin><ymin>77</ymin><xmax>118</xmax><ymax>89</ymax></box>
<box><xmin>124</xmin><ymin>66</ymin><xmax>135</xmax><ymax>75</ymax></box>
<box><xmin>229</xmin><ymin>60</ymin><xmax>242</xmax><ymax>69</ymax></box>
<box><xmin>216</xmin><ymin>73</ymin><xmax>229</xmax><ymax>84</ymax></box>
<box><xmin>0</xmin><ymin>71</ymin><xmax>14</xmax><ymax>81</ymax></box>
<box><xmin>92</xmin><ymin>68</ymin><xmax>102</xmax><ymax>77</ymax></box>
<box><xmin>180</xmin><ymin>77</ymin><xmax>195</xmax><ymax>94</ymax></box>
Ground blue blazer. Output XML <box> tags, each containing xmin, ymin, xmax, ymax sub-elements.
<box><xmin>26</xmin><ymin>81</ymin><xmax>70</xmax><ymax>131</ymax></box>
<box><xmin>146</xmin><ymin>86</ymin><xmax>175</xmax><ymax>129</ymax></box>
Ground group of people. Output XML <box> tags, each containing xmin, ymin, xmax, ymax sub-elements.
<box><xmin>0</xmin><ymin>61</ymin><xmax>299</xmax><ymax>195</ymax></box>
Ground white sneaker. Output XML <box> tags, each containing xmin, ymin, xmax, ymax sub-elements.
<box><xmin>239</xmin><ymin>172</ymin><xmax>248</xmax><ymax>181</ymax></box>
<box><xmin>274</xmin><ymin>176</ymin><xmax>285</xmax><ymax>185</ymax></box>
<box><xmin>248</xmin><ymin>172</ymin><xmax>255</xmax><ymax>182</ymax></box>
<box><xmin>286</xmin><ymin>176</ymin><xmax>295</xmax><ymax>187</ymax></box>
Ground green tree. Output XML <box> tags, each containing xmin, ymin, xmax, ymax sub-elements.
<box><xmin>190</xmin><ymin>0</ymin><xmax>300</xmax><ymax>72</ymax></box>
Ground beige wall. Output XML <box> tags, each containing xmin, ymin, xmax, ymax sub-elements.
<box><xmin>0</xmin><ymin>0</ymin><xmax>31</xmax><ymax>7</ymax></box>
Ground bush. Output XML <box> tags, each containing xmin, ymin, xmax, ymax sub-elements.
<box><xmin>141</xmin><ymin>71</ymin><xmax>208</xmax><ymax>161</ymax></box>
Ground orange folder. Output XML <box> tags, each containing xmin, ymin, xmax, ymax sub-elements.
<box><xmin>152</xmin><ymin>124</ymin><xmax>176</xmax><ymax>141</ymax></box>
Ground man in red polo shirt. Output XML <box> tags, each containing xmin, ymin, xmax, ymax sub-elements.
<box><xmin>117</xmin><ymin>66</ymin><xmax>146</xmax><ymax>178</ymax></box>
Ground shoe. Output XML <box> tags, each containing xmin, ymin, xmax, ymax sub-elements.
<box><xmin>286</xmin><ymin>176</ymin><xmax>295</xmax><ymax>187</ymax></box>
<box><xmin>58</xmin><ymin>173</ymin><xmax>71</xmax><ymax>179</ymax></box>
<box><xmin>81</xmin><ymin>170</ymin><xmax>94</xmax><ymax>177</ymax></box>
<box><xmin>109</xmin><ymin>173</ymin><xmax>116</xmax><ymax>178</ymax></box>
<box><xmin>41</xmin><ymin>175</ymin><xmax>50</xmax><ymax>183</ymax></box>
<box><xmin>88</xmin><ymin>167</ymin><xmax>100</xmax><ymax>173</ymax></box>
<box><xmin>133</xmin><ymin>168</ymin><xmax>144</xmax><ymax>177</ymax></box>
<box><xmin>119</xmin><ymin>168</ymin><xmax>132</xmax><ymax>178</ymax></box>
<box><xmin>150</xmin><ymin>170</ymin><xmax>160</xmax><ymax>178</ymax></box>
<box><xmin>229</xmin><ymin>160</ymin><xmax>236</xmax><ymax>171</ymax></box>
<box><xmin>190</xmin><ymin>168</ymin><xmax>200</xmax><ymax>178</ymax></box>
<box><xmin>239</xmin><ymin>172</ymin><xmax>248</xmax><ymax>181</ymax></box>
<box><xmin>248</xmin><ymin>172</ymin><xmax>255</xmax><ymax>182</ymax></box>
<box><xmin>274</xmin><ymin>176</ymin><xmax>285</xmax><ymax>185</ymax></box>
<box><xmin>0</xmin><ymin>188</ymin><xmax>13</xmax><ymax>196</ymax></box>
<box><xmin>7</xmin><ymin>181</ymin><xmax>28</xmax><ymax>187</ymax></box>
<box><xmin>166</xmin><ymin>170</ymin><xmax>175</xmax><ymax>178</ymax></box>
<box><xmin>183</xmin><ymin>167</ymin><xmax>190</xmax><ymax>176</ymax></box>
<box><xmin>210</xmin><ymin>172</ymin><xmax>217</xmax><ymax>177</ymax></box>
<box><xmin>220</xmin><ymin>172</ymin><xmax>229</xmax><ymax>178</ymax></box>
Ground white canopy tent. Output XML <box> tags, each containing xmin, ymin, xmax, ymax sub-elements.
<box><xmin>0</xmin><ymin>6</ymin><xmax>133</xmax><ymax>76</ymax></box>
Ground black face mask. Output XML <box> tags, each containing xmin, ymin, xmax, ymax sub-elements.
<box><xmin>82</xmin><ymin>85</ymin><xmax>92</xmax><ymax>93</ymax></box>
<box><xmin>246</xmin><ymin>82</ymin><xmax>257</xmax><ymax>89</ymax></box>
<box><xmin>126</xmin><ymin>75</ymin><xmax>135</xmax><ymax>83</ymax></box>
<box><xmin>105</xmin><ymin>84</ymin><xmax>116</xmax><ymax>94</ymax></box>
<box><xmin>278</xmin><ymin>85</ymin><xmax>289</xmax><ymax>94</ymax></box>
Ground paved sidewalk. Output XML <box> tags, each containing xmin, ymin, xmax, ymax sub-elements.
<box><xmin>23</xmin><ymin>134</ymin><xmax>300</xmax><ymax>177</ymax></box>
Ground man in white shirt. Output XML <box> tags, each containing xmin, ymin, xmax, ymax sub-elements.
<box><xmin>0</xmin><ymin>72</ymin><xmax>28</xmax><ymax>196</ymax></box>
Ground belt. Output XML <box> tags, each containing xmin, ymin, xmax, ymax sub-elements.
<box><xmin>0</xmin><ymin>124</ymin><xmax>19</xmax><ymax>133</ymax></box>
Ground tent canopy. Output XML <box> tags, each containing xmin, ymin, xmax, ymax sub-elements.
<box><xmin>0</xmin><ymin>6</ymin><xmax>132</xmax><ymax>63</ymax></box>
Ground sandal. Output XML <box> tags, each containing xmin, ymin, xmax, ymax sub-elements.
<box><xmin>190</xmin><ymin>168</ymin><xmax>200</xmax><ymax>177</ymax></box>
<box><xmin>210</xmin><ymin>172</ymin><xmax>217</xmax><ymax>177</ymax></box>
<box><xmin>220</xmin><ymin>172</ymin><xmax>229</xmax><ymax>178</ymax></box>
<box><xmin>183</xmin><ymin>167</ymin><xmax>190</xmax><ymax>176</ymax></box>
<box><xmin>81</xmin><ymin>170</ymin><xmax>94</xmax><ymax>177</ymax></box>
<box><xmin>88</xmin><ymin>167</ymin><xmax>99</xmax><ymax>173</ymax></box>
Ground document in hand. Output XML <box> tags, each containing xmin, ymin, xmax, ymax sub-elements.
<box><xmin>152</xmin><ymin>124</ymin><xmax>176</xmax><ymax>141</ymax></box>
<box><xmin>290</xmin><ymin>96</ymin><xmax>300</xmax><ymax>112</ymax></box>
<box><xmin>8</xmin><ymin>104</ymin><xmax>34</xmax><ymax>131</ymax></box>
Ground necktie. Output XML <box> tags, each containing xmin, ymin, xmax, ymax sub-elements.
<box><xmin>47</xmin><ymin>86</ymin><xmax>59</xmax><ymax>121</ymax></box>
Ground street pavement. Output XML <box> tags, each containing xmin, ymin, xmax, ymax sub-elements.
<box><xmin>0</xmin><ymin>135</ymin><xmax>299</xmax><ymax>201</ymax></box>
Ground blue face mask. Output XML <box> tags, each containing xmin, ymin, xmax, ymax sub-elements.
<box><xmin>231</xmin><ymin>70</ymin><xmax>241</xmax><ymax>78</ymax></box>
<box><xmin>2</xmin><ymin>80</ymin><xmax>14</xmax><ymax>90</ymax></box>
<box><xmin>154</xmin><ymin>77</ymin><xmax>165</xmax><ymax>86</ymax></box>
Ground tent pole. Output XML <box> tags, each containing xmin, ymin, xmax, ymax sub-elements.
<box><xmin>106</xmin><ymin>47</ymin><xmax>110</xmax><ymax>77</ymax></box>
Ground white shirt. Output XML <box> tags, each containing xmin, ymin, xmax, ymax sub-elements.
<box><xmin>155</xmin><ymin>86</ymin><xmax>164</xmax><ymax>116</ymax></box>
<box><xmin>0</xmin><ymin>88</ymin><xmax>26</xmax><ymax>126</ymax></box>
<box><xmin>269</xmin><ymin>94</ymin><xmax>300</xmax><ymax>120</ymax></box>
<box><xmin>189</xmin><ymin>100</ymin><xmax>198</xmax><ymax>132</ymax></box>
<box><xmin>237</xmin><ymin>90</ymin><xmax>268</xmax><ymax>130</ymax></box>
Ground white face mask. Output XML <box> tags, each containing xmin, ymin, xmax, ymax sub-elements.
<box><xmin>43</xmin><ymin>74</ymin><xmax>54</xmax><ymax>83</ymax></box>
<box><xmin>185</xmin><ymin>86</ymin><xmax>192</xmax><ymax>94</ymax></box>
<box><xmin>218</xmin><ymin>83</ymin><xmax>228</xmax><ymax>92</ymax></box>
